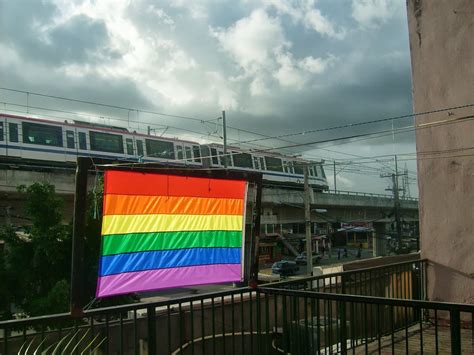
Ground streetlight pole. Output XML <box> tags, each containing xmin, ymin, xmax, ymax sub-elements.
<box><xmin>304</xmin><ymin>164</ymin><xmax>313</xmax><ymax>275</ymax></box>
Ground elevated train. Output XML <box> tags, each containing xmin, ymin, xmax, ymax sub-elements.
<box><xmin>0</xmin><ymin>113</ymin><xmax>328</xmax><ymax>189</ymax></box>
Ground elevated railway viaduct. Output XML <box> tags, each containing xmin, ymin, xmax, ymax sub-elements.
<box><xmin>0</xmin><ymin>167</ymin><xmax>418</xmax><ymax>235</ymax></box>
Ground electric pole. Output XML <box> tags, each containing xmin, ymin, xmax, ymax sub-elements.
<box><xmin>222</xmin><ymin>110</ymin><xmax>228</xmax><ymax>168</ymax></box>
<box><xmin>381</xmin><ymin>155</ymin><xmax>405</xmax><ymax>242</ymax></box>
<box><xmin>304</xmin><ymin>164</ymin><xmax>313</xmax><ymax>275</ymax></box>
<box><xmin>333</xmin><ymin>160</ymin><xmax>337</xmax><ymax>192</ymax></box>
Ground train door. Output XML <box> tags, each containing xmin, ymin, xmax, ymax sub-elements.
<box><xmin>64</xmin><ymin>128</ymin><xmax>77</xmax><ymax>162</ymax></box>
<box><xmin>192</xmin><ymin>144</ymin><xmax>202</xmax><ymax>165</ymax></box>
<box><xmin>0</xmin><ymin>117</ymin><xmax>5</xmax><ymax>158</ymax></box>
<box><xmin>76</xmin><ymin>128</ymin><xmax>89</xmax><ymax>158</ymax></box>
<box><xmin>5</xmin><ymin>117</ymin><xmax>22</xmax><ymax>159</ymax></box>
<box><xmin>183</xmin><ymin>144</ymin><xmax>193</xmax><ymax>163</ymax></box>
<box><xmin>135</xmin><ymin>137</ymin><xmax>145</xmax><ymax>162</ymax></box>
<box><xmin>175</xmin><ymin>144</ymin><xmax>184</xmax><ymax>163</ymax></box>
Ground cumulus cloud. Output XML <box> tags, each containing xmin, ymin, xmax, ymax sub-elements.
<box><xmin>0</xmin><ymin>0</ymin><xmax>416</xmax><ymax>194</ymax></box>
<box><xmin>211</xmin><ymin>8</ymin><xmax>336</xmax><ymax>92</ymax></box>
<box><xmin>352</xmin><ymin>0</ymin><xmax>403</xmax><ymax>28</ymax></box>
<box><xmin>264</xmin><ymin>0</ymin><xmax>346</xmax><ymax>39</ymax></box>
<box><xmin>211</xmin><ymin>9</ymin><xmax>288</xmax><ymax>73</ymax></box>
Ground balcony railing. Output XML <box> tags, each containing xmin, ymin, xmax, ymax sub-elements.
<box><xmin>1</xmin><ymin>259</ymin><xmax>472</xmax><ymax>354</ymax></box>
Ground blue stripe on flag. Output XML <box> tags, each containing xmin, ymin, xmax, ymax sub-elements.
<box><xmin>99</xmin><ymin>247</ymin><xmax>241</xmax><ymax>276</ymax></box>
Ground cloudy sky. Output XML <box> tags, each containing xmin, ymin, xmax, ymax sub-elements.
<box><xmin>0</xmin><ymin>0</ymin><xmax>419</xmax><ymax>195</ymax></box>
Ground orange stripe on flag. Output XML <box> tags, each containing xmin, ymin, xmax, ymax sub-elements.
<box><xmin>104</xmin><ymin>195</ymin><xmax>245</xmax><ymax>216</ymax></box>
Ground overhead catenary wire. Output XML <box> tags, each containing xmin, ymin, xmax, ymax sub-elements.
<box><xmin>2</xmin><ymin>87</ymin><xmax>472</xmax><ymax>181</ymax></box>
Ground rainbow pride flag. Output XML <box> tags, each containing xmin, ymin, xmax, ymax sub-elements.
<box><xmin>96</xmin><ymin>170</ymin><xmax>247</xmax><ymax>297</ymax></box>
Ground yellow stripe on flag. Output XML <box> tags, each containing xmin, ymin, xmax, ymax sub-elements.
<box><xmin>102</xmin><ymin>214</ymin><xmax>244</xmax><ymax>235</ymax></box>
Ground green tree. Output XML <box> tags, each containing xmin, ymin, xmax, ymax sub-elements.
<box><xmin>0</xmin><ymin>183</ymin><xmax>72</xmax><ymax>318</ymax></box>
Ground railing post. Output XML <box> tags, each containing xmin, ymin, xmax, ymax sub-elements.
<box><xmin>450</xmin><ymin>309</ymin><xmax>461</xmax><ymax>355</ymax></box>
<box><xmin>339</xmin><ymin>301</ymin><xmax>347</xmax><ymax>354</ymax></box>
<box><xmin>148</xmin><ymin>306</ymin><xmax>157</xmax><ymax>355</ymax></box>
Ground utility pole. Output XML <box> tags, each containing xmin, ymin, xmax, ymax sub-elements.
<box><xmin>222</xmin><ymin>110</ymin><xmax>227</xmax><ymax>168</ymax></box>
<box><xmin>382</xmin><ymin>155</ymin><xmax>404</xmax><ymax>243</ymax></box>
<box><xmin>333</xmin><ymin>161</ymin><xmax>337</xmax><ymax>192</ymax></box>
<box><xmin>304</xmin><ymin>164</ymin><xmax>313</xmax><ymax>275</ymax></box>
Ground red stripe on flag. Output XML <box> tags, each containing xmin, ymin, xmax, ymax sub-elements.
<box><xmin>104</xmin><ymin>170</ymin><xmax>247</xmax><ymax>199</ymax></box>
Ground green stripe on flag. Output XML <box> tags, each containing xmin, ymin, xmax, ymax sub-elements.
<box><xmin>102</xmin><ymin>230</ymin><xmax>242</xmax><ymax>256</ymax></box>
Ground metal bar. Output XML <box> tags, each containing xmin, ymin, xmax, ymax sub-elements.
<box><xmin>211</xmin><ymin>297</ymin><xmax>216</xmax><ymax>355</ymax></box>
<box><xmin>240</xmin><ymin>292</ymin><xmax>244</xmax><ymax>354</ymax></box>
<box><xmin>179</xmin><ymin>302</ymin><xmax>183</xmax><ymax>355</ymax></box>
<box><xmin>249</xmin><ymin>291</ymin><xmax>253</xmax><ymax>355</ymax></box>
<box><xmin>265</xmin><ymin>293</ymin><xmax>270</xmax><ymax>355</ymax></box>
<box><xmin>221</xmin><ymin>295</ymin><xmax>226</xmax><ymax>353</ymax></box>
<box><xmin>167</xmin><ymin>305</ymin><xmax>172</xmax><ymax>355</ymax></box>
<box><xmin>105</xmin><ymin>313</ymin><xmax>109</xmax><ymax>355</ymax></box>
<box><xmin>134</xmin><ymin>310</ymin><xmax>138</xmax><ymax>355</ymax></box>
<box><xmin>404</xmin><ymin>306</ymin><xmax>409</xmax><ymax>354</ymax></box>
<box><xmin>340</xmin><ymin>300</ymin><xmax>347</xmax><ymax>354</ymax></box>
<box><xmin>231</xmin><ymin>294</ymin><xmax>235</xmax><ymax>355</ymax></box>
<box><xmin>450</xmin><ymin>309</ymin><xmax>461</xmax><ymax>355</ymax></box>
<box><xmin>190</xmin><ymin>300</ymin><xmax>194</xmax><ymax>355</ymax></box>
<box><xmin>434</xmin><ymin>309</ymin><xmax>439</xmax><ymax>354</ymax></box>
<box><xmin>282</xmin><ymin>295</ymin><xmax>288</xmax><ymax>353</ymax></box>
<box><xmin>147</xmin><ymin>306</ymin><xmax>156</xmax><ymax>355</ymax></box>
<box><xmin>201</xmin><ymin>299</ymin><xmax>205</xmax><ymax>355</ymax></box>
<box><xmin>316</xmin><ymin>297</ymin><xmax>320</xmax><ymax>353</ymax></box>
<box><xmin>120</xmin><ymin>312</ymin><xmax>124</xmax><ymax>355</ymax></box>
<box><xmin>364</xmin><ymin>303</ymin><xmax>368</xmax><ymax>354</ymax></box>
<box><xmin>390</xmin><ymin>305</ymin><xmax>395</xmax><ymax>354</ymax></box>
<box><xmin>376</xmin><ymin>304</ymin><xmax>381</xmax><ymax>354</ymax></box>
<box><xmin>256</xmin><ymin>291</ymin><xmax>261</xmax><ymax>354</ymax></box>
<box><xmin>419</xmin><ymin>306</ymin><xmax>423</xmax><ymax>355</ymax></box>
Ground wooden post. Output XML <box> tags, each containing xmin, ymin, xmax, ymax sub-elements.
<box><xmin>70</xmin><ymin>157</ymin><xmax>90</xmax><ymax>316</ymax></box>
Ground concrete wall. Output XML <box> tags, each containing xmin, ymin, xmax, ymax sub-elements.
<box><xmin>407</xmin><ymin>0</ymin><xmax>474</xmax><ymax>303</ymax></box>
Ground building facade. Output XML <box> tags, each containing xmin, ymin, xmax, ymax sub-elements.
<box><xmin>407</xmin><ymin>0</ymin><xmax>474</xmax><ymax>303</ymax></box>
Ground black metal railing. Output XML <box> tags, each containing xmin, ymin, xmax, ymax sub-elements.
<box><xmin>266</xmin><ymin>259</ymin><xmax>427</xmax><ymax>300</ymax></box>
<box><xmin>1</xmin><ymin>259</ymin><xmax>472</xmax><ymax>355</ymax></box>
<box><xmin>260</xmin><ymin>287</ymin><xmax>474</xmax><ymax>355</ymax></box>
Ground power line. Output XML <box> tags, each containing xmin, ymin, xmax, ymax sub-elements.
<box><xmin>251</xmin><ymin>115</ymin><xmax>474</xmax><ymax>154</ymax></box>
<box><xmin>235</xmin><ymin>103</ymin><xmax>474</xmax><ymax>145</ymax></box>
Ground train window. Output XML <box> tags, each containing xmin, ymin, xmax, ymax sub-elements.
<box><xmin>78</xmin><ymin>132</ymin><xmax>87</xmax><ymax>150</ymax></box>
<box><xmin>211</xmin><ymin>148</ymin><xmax>219</xmax><ymax>165</ymax></box>
<box><xmin>126</xmin><ymin>138</ymin><xmax>134</xmax><ymax>155</ymax></box>
<box><xmin>185</xmin><ymin>146</ymin><xmax>192</xmax><ymax>160</ymax></box>
<box><xmin>293</xmin><ymin>164</ymin><xmax>304</xmax><ymax>175</ymax></box>
<box><xmin>265</xmin><ymin>156</ymin><xmax>283</xmax><ymax>172</ymax></box>
<box><xmin>253</xmin><ymin>156</ymin><xmax>260</xmax><ymax>169</ymax></box>
<box><xmin>9</xmin><ymin>123</ymin><xmax>18</xmax><ymax>143</ymax></box>
<box><xmin>90</xmin><ymin>131</ymin><xmax>124</xmax><ymax>153</ymax></box>
<box><xmin>218</xmin><ymin>151</ymin><xmax>224</xmax><ymax>165</ymax></box>
<box><xmin>317</xmin><ymin>165</ymin><xmax>326</xmax><ymax>178</ymax></box>
<box><xmin>22</xmin><ymin>122</ymin><xmax>63</xmax><ymax>146</ymax></box>
<box><xmin>66</xmin><ymin>130</ymin><xmax>75</xmax><ymax>149</ymax></box>
<box><xmin>0</xmin><ymin>122</ymin><xmax>3</xmax><ymax>141</ymax></box>
<box><xmin>136</xmin><ymin>140</ymin><xmax>144</xmax><ymax>156</ymax></box>
<box><xmin>233</xmin><ymin>152</ymin><xmax>253</xmax><ymax>168</ymax></box>
<box><xmin>176</xmin><ymin>145</ymin><xmax>184</xmax><ymax>160</ymax></box>
<box><xmin>311</xmin><ymin>166</ymin><xmax>317</xmax><ymax>177</ymax></box>
<box><xmin>260</xmin><ymin>157</ymin><xmax>265</xmax><ymax>170</ymax></box>
<box><xmin>145</xmin><ymin>139</ymin><xmax>175</xmax><ymax>159</ymax></box>
<box><xmin>193</xmin><ymin>145</ymin><xmax>201</xmax><ymax>163</ymax></box>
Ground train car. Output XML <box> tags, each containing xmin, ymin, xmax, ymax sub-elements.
<box><xmin>201</xmin><ymin>143</ymin><xmax>328</xmax><ymax>190</ymax></box>
<box><xmin>0</xmin><ymin>113</ymin><xmax>328</xmax><ymax>189</ymax></box>
<box><xmin>0</xmin><ymin>113</ymin><xmax>202</xmax><ymax>167</ymax></box>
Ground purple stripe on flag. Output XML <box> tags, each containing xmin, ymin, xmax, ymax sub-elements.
<box><xmin>96</xmin><ymin>263</ymin><xmax>242</xmax><ymax>297</ymax></box>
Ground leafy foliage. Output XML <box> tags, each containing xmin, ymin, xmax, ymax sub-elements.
<box><xmin>0</xmin><ymin>178</ymin><xmax>137</xmax><ymax>320</ymax></box>
<box><xmin>0</xmin><ymin>183</ymin><xmax>72</xmax><ymax>318</ymax></box>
